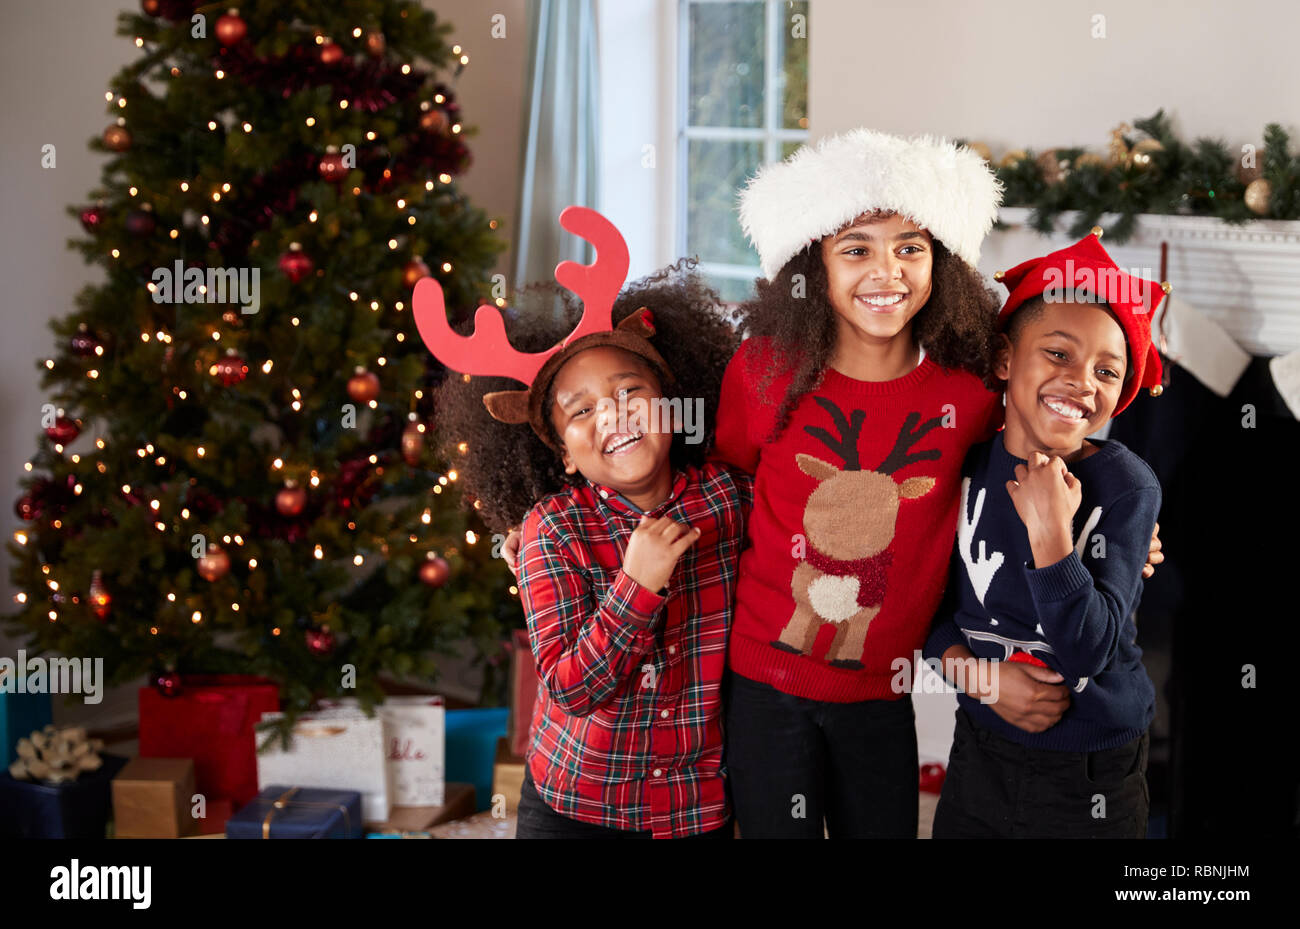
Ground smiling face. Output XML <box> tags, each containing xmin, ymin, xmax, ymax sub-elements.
<box><xmin>819</xmin><ymin>212</ymin><xmax>934</xmax><ymax>345</ymax></box>
<box><xmin>997</xmin><ymin>297</ymin><xmax>1130</xmax><ymax>462</ymax></box>
<box><xmin>548</xmin><ymin>345</ymin><xmax>675</xmax><ymax>504</ymax></box>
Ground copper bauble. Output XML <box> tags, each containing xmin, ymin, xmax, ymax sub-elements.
<box><xmin>419</xmin><ymin>555</ymin><xmax>451</xmax><ymax>588</ymax></box>
<box><xmin>197</xmin><ymin>545</ymin><xmax>231</xmax><ymax>582</ymax></box>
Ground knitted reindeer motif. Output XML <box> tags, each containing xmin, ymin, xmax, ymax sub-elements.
<box><xmin>774</xmin><ymin>399</ymin><xmax>944</xmax><ymax>669</ymax></box>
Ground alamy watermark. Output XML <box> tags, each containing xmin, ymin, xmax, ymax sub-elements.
<box><xmin>1042</xmin><ymin>261</ymin><xmax>1156</xmax><ymax>310</ymax></box>
<box><xmin>593</xmin><ymin>394</ymin><xmax>705</xmax><ymax>446</ymax></box>
<box><xmin>0</xmin><ymin>650</ymin><xmax>103</xmax><ymax>705</ymax></box>
<box><xmin>151</xmin><ymin>260</ymin><xmax>260</xmax><ymax>314</ymax></box>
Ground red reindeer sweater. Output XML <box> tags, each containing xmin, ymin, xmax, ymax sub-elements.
<box><xmin>712</xmin><ymin>338</ymin><xmax>1002</xmax><ymax>702</ymax></box>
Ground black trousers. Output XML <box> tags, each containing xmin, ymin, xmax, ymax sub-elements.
<box><xmin>723</xmin><ymin>671</ymin><xmax>919</xmax><ymax>838</ymax></box>
<box><xmin>933</xmin><ymin>707</ymin><xmax>1150</xmax><ymax>839</ymax></box>
<box><xmin>514</xmin><ymin>769</ymin><xmax>733</xmax><ymax>839</ymax></box>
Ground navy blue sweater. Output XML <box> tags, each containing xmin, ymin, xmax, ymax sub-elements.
<box><xmin>924</xmin><ymin>434</ymin><xmax>1160</xmax><ymax>752</ymax></box>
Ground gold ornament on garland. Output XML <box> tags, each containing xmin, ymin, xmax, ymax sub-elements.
<box><xmin>964</xmin><ymin>141</ymin><xmax>992</xmax><ymax>162</ymax></box>
<box><xmin>1128</xmin><ymin>138</ymin><xmax>1164</xmax><ymax>170</ymax></box>
<box><xmin>1036</xmin><ymin>149</ymin><xmax>1069</xmax><ymax>186</ymax></box>
<box><xmin>1106</xmin><ymin>122</ymin><xmax>1132</xmax><ymax>166</ymax></box>
<box><xmin>1074</xmin><ymin>152</ymin><xmax>1106</xmax><ymax>169</ymax></box>
<box><xmin>1244</xmin><ymin>178</ymin><xmax>1272</xmax><ymax>216</ymax></box>
<box><xmin>998</xmin><ymin>149</ymin><xmax>1027</xmax><ymax>169</ymax></box>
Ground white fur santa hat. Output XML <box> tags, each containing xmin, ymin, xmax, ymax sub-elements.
<box><xmin>737</xmin><ymin>128</ymin><xmax>1003</xmax><ymax>279</ymax></box>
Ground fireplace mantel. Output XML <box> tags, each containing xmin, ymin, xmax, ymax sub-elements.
<box><xmin>994</xmin><ymin>208</ymin><xmax>1300</xmax><ymax>356</ymax></box>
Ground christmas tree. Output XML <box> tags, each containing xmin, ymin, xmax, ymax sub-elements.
<box><xmin>3</xmin><ymin>0</ymin><xmax>521</xmax><ymax>741</ymax></box>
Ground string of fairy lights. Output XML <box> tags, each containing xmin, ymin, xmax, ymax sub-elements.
<box><xmin>13</xmin><ymin>12</ymin><xmax>522</xmax><ymax>638</ymax></box>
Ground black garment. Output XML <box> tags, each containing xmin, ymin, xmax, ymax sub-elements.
<box><xmin>932</xmin><ymin>707</ymin><xmax>1149</xmax><ymax>839</ymax></box>
<box><xmin>724</xmin><ymin>670</ymin><xmax>919</xmax><ymax>838</ymax></box>
<box><xmin>1108</xmin><ymin>359</ymin><xmax>1300</xmax><ymax>838</ymax></box>
<box><xmin>514</xmin><ymin>769</ymin><xmax>733</xmax><ymax>839</ymax></box>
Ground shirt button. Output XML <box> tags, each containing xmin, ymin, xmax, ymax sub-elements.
<box><xmin>598</xmin><ymin>489</ymin><xmax>608</xmax><ymax>498</ymax></box>
<box><xmin>667</xmin><ymin>645</ymin><xmax>676</xmax><ymax>655</ymax></box>
<box><xmin>653</xmin><ymin>768</ymin><xmax>663</xmax><ymax>777</ymax></box>
<box><xmin>660</xmin><ymin>709</ymin><xmax>670</xmax><ymax>719</ymax></box>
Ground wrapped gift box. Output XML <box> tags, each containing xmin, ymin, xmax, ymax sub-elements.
<box><xmin>226</xmin><ymin>785</ymin><xmax>362</xmax><ymax>839</ymax></box>
<box><xmin>0</xmin><ymin>691</ymin><xmax>53</xmax><ymax>766</ymax></box>
<box><xmin>0</xmin><ymin>752</ymin><xmax>128</xmax><ymax>839</ymax></box>
<box><xmin>256</xmin><ymin>710</ymin><xmax>392</xmax><ymax>823</ymax></box>
<box><xmin>138</xmin><ymin>674</ymin><xmax>279</xmax><ymax>810</ymax></box>
<box><xmin>111</xmin><ymin>757</ymin><xmax>198</xmax><ymax>838</ymax></box>
<box><xmin>446</xmin><ymin>707</ymin><xmax>507</xmax><ymax>813</ymax></box>
<box><xmin>320</xmin><ymin>696</ymin><xmax>445</xmax><ymax>806</ymax></box>
<box><xmin>508</xmin><ymin>629</ymin><xmax>539</xmax><ymax>758</ymax></box>
<box><xmin>491</xmin><ymin>737</ymin><xmax>526</xmax><ymax>815</ymax></box>
<box><xmin>363</xmin><ymin>782</ymin><xmax>475</xmax><ymax>836</ymax></box>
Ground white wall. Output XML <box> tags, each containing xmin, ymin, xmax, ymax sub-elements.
<box><xmin>0</xmin><ymin>1</ymin><xmax>529</xmax><ymax>730</ymax></box>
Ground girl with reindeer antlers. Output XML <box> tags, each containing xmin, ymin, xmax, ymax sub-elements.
<box><xmin>415</xmin><ymin>207</ymin><xmax>750</xmax><ymax>838</ymax></box>
<box><xmin>713</xmin><ymin>130</ymin><xmax>1163</xmax><ymax>838</ymax></box>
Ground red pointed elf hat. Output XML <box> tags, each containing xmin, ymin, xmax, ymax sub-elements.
<box><xmin>993</xmin><ymin>227</ymin><xmax>1168</xmax><ymax>417</ymax></box>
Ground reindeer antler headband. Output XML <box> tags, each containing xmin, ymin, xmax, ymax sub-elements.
<box><xmin>411</xmin><ymin>206</ymin><xmax>674</xmax><ymax>452</ymax></box>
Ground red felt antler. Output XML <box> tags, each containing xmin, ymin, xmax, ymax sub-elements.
<box><xmin>411</xmin><ymin>205</ymin><xmax>630</xmax><ymax>386</ymax></box>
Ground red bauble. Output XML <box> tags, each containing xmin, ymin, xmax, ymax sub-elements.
<box><xmin>318</xmin><ymin>150</ymin><xmax>347</xmax><ymax>181</ymax></box>
<box><xmin>419</xmin><ymin>109</ymin><xmax>449</xmax><ymax>134</ymax></box>
<box><xmin>418</xmin><ymin>555</ymin><xmax>451</xmax><ymax>588</ymax></box>
<box><xmin>197</xmin><ymin>545</ymin><xmax>231</xmax><ymax>582</ymax></box>
<box><xmin>79</xmin><ymin>206</ymin><xmax>106</xmax><ymax>233</ymax></box>
<box><xmin>45</xmin><ymin>416</ymin><xmax>80</xmax><ymax>445</ymax></box>
<box><xmin>278</xmin><ymin>243</ymin><xmax>314</xmax><ymax>283</ymax></box>
<box><xmin>319</xmin><ymin>41</ymin><xmax>344</xmax><ymax>65</ymax></box>
<box><xmin>276</xmin><ymin>483</ymin><xmax>307</xmax><ymax>517</ymax></box>
<box><xmin>102</xmin><ymin>124</ymin><xmax>131</xmax><ymax>152</ymax></box>
<box><xmin>347</xmin><ymin>368</ymin><xmax>380</xmax><ymax>404</ymax></box>
<box><xmin>141</xmin><ymin>0</ymin><xmax>162</xmax><ymax>15</ymax></box>
<box><xmin>400</xmin><ymin>419</ymin><xmax>424</xmax><ymax>466</ymax></box>
<box><xmin>88</xmin><ymin>570</ymin><xmax>111</xmax><ymax>621</ymax></box>
<box><xmin>70</xmin><ymin>323</ymin><xmax>103</xmax><ymax>356</ymax></box>
<box><xmin>125</xmin><ymin>208</ymin><xmax>156</xmax><ymax>237</ymax></box>
<box><xmin>212</xmin><ymin>351</ymin><xmax>248</xmax><ymax>386</ymax></box>
<box><xmin>14</xmin><ymin>493</ymin><xmax>37</xmax><ymax>521</ymax></box>
<box><xmin>401</xmin><ymin>258</ymin><xmax>431</xmax><ymax>289</ymax></box>
<box><xmin>155</xmin><ymin>670</ymin><xmax>183</xmax><ymax>697</ymax></box>
<box><xmin>305</xmin><ymin>625</ymin><xmax>335</xmax><ymax>656</ymax></box>
<box><xmin>215</xmin><ymin>10</ymin><xmax>247</xmax><ymax>46</ymax></box>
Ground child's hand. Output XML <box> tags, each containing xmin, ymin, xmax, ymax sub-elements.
<box><xmin>980</xmin><ymin>660</ymin><xmax>1070</xmax><ymax>733</ymax></box>
<box><xmin>1006</xmin><ymin>452</ymin><xmax>1081</xmax><ymax>566</ymax></box>
<box><xmin>1143</xmin><ymin>522</ymin><xmax>1163</xmax><ymax>578</ymax></box>
<box><xmin>622</xmin><ymin>515</ymin><xmax>701</xmax><ymax>593</ymax></box>
<box><xmin>502</xmin><ymin>527</ymin><xmax>522</xmax><ymax>577</ymax></box>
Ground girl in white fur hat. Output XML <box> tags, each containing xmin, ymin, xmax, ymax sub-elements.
<box><xmin>716</xmin><ymin>129</ymin><xmax>1116</xmax><ymax>837</ymax></box>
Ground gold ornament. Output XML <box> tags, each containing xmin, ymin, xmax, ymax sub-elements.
<box><xmin>1107</xmin><ymin>122</ymin><xmax>1132</xmax><ymax>166</ymax></box>
<box><xmin>1128</xmin><ymin>138</ymin><xmax>1164</xmax><ymax>170</ymax></box>
<box><xmin>1036</xmin><ymin>149</ymin><xmax>1068</xmax><ymax>186</ymax></box>
<box><xmin>1074</xmin><ymin>152</ymin><xmax>1105</xmax><ymax>169</ymax></box>
<box><xmin>998</xmin><ymin>149</ymin><xmax>1027</xmax><ymax>169</ymax></box>
<box><xmin>1244</xmin><ymin>178</ymin><xmax>1272</xmax><ymax>215</ymax></box>
<box><xmin>965</xmin><ymin>141</ymin><xmax>992</xmax><ymax>162</ymax></box>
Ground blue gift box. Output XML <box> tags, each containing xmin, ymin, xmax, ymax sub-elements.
<box><xmin>445</xmin><ymin>708</ymin><xmax>507</xmax><ymax>813</ymax></box>
<box><xmin>0</xmin><ymin>752</ymin><xmax>128</xmax><ymax>839</ymax></box>
<box><xmin>0</xmin><ymin>692</ymin><xmax>53</xmax><ymax>766</ymax></box>
<box><xmin>226</xmin><ymin>785</ymin><xmax>362</xmax><ymax>839</ymax></box>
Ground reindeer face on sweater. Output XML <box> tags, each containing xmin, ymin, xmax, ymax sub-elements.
<box><xmin>797</xmin><ymin>455</ymin><xmax>935</xmax><ymax>559</ymax></box>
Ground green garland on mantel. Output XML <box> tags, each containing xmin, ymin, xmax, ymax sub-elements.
<box><xmin>961</xmin><ymin>110</ymin><xmax>1300</xmax><ymax>243</ymax></box>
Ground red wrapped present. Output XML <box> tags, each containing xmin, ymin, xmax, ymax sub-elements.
<box><xmin>138</xmin><ymin>674</ymin><xmax>279</xmax><ymax>812</ymax></box>
<box><xmin>507</xmin><ymin>629</ymin><xmax>539</xmax><ymax>758</ymax></box>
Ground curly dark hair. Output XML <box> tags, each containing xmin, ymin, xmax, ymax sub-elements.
<box><xmin>736</xmin><ymin>237</ymin><xmax>1003</xmax><ymax>442</ymax></box>
<box><xmin>433</xmin><ymin>258</ymin><xmax>740</xmax><ymax>530</ymax></box>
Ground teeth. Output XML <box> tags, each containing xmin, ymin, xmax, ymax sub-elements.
<box><xmin>860</xmin><ymin>294</ymin><xmax>904</xmax><ymax>307</ymax></box>
<box><xmin>604</xmin><ymin>433</ymin><xmax>643</xmax><ymax>453</ymax></box>
<box><xmin>1044</xmin><ymin>398</ymin><xmax>1086</xmax><ymax>420</ymax></box>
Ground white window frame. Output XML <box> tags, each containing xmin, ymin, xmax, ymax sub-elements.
<box><xmin>677</xmin><ymin>0</ymin><xmax>809</xmax><ymax>287</ymax></box>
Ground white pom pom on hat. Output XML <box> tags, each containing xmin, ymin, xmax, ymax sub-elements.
<box><xmin>737</xmin><ymin>128</ymin><xmax>1004</xmax><ymax>279</ymax></box>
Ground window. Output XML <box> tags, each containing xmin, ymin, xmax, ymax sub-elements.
<box><xmin>678</xmin><ymin>0</ymin><xmax>809</xmax><ymax>302</ymax></box>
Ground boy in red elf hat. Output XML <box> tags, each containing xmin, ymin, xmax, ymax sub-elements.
<box><xmin>924</xmin><ymin>227</ymin><xmax>1167</xmax><ymax>838</ymax></box>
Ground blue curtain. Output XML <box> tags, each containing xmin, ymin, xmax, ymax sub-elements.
<box><xmin>513</xmin><ymin>0</ymin><xmax>600</xmax><ymax>292</ymax></box>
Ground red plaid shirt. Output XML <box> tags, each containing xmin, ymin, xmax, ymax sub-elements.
<box><xmin>517</xmin><ymin>462</ymin><xmax>752</xmax><ymax>837</ymax></box>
